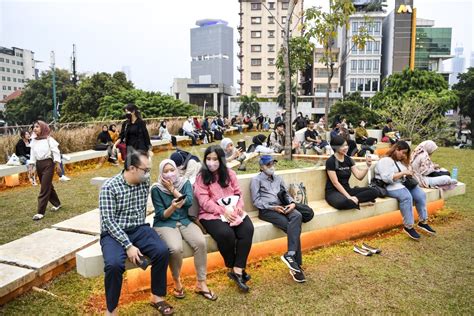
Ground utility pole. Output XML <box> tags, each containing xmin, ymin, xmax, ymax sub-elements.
<box><xmin>203</xmin><ymin>100</ymin><xmax>208</xmax><ymax>119</ymax></box>
<box><xmin>71</xmin><ymin>44</ymin><xmax>78</xmax><ymax>85</ymax></box>
<box><xmin>50</xmin><ymin>51</ymin><xmax>58</xmax><ymax>122</ymax></box>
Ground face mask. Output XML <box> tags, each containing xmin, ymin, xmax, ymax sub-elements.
<box><xmin>125</xmin><ymin>113</ymin><xmax>132</xmax><ymax>120</ymax></box>
<box><xmin>263</xmin><ymin>166</ymin><xmax>275</xmax><ymax>176</ymax></box>
<box><xmin>360</xmin><ymin>122</ymin><xmax>366</xmax><ymax>127</ymax></box>
<box><xmin>140</xmin><ymin>172</ymin><xmax>150</xmax><ymax>183</ymax></box>
<box><xmin>188</xmin><ymin>119</ymin><xmax>193</xmax><ymax>123</ymax></box>
<box><xmin>162</xmin><ymin>170</ymin><xmax>177</xmax><ymax>183</ymax></box>
<box><xmin>206</xmin><ymin>161</ymin><xmax>219</xmax><ymax>172</ymax></box>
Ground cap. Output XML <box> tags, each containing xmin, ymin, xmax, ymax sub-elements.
<box><xmin>259</xmin><ymin>155</ymin><xmax>277</xmax><ymax>165</ymax></box>
<box><xmin>170</xmin><ymin>152</ymin><xmax>185</xmax><ymax>167</ymax></box>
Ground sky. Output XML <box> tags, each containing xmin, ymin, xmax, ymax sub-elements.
<box><xmin>1</xmin><ymin>0</ymin><xmax>473</xmax><ymax>93</ymax></box>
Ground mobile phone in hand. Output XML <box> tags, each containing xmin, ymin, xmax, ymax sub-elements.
<box><xmin>175</xmin><ymin>195</ymin><xmax>186</xmax><ymax>203</ymax></box>
<box><xmin>137</xmin><ymin>255</ymin><xmax>149</xmax><ymax>270</ymax></box>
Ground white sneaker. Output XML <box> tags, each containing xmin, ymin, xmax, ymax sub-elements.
<box><xmin>32</xmin><ymin>214</ymin><xmax>44</xmax><ymax>220</ymax></box>
<box><xmin>51</xmin><ymin>205</ymin><xmax>62</xmax><ymax>212</ymax></box>
<box><xmin>59</xmin><ymin>175</ymin><xmax>71</xmax><ymax>182</ymax></box>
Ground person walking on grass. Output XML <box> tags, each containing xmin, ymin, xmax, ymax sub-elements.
<box><xmin>152</xmin><ymin>159</ymin><xmax>217</xmax><ymax>301</ymax></box>
<box><xmin>250</xmin><ymin>155</ymin><xmax>307</xmax><ymax>283</ymax></box>
<box><xmin>29</xmin><ymin>120</ymin><xmax>62</xmax><ymax>220</ymax></box>
<box><xmin>100</xmin><ymin>150</ymin><xmax>172</xmax><ymax>315</ymax></box>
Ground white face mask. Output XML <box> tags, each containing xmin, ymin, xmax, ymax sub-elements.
<box><xmin>206</xmin><ymin>161</ymin><xmax>219</xmax><ymax>172</ymax></box>
<box><xmin>140</xmin><ymin>172</ymin><xmax>150</xmax><ymax>183</ymax></box>
<box><xmin>360</xmin><ymin>122</ymin><xmax>366</xmax><ymax>127</ymax></box>
<box><xmin>263</xmin><ymin>166</ymin><xmax>275</xmax><ymax>176</ymax></box>
<box><xmin>188</xmin><ymin>118</ymin><xmax>193</xmax><ymax>122</ymax></box>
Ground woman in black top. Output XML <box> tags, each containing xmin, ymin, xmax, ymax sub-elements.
<box><xmin>116</xmin><ymin>104</ymin><xmax>152</xmax><ymax>155</ymax></box>
<box><xmin>325</xmin><ymin>135</ymin><xmax>378</xmax><ymax>210</ymax></box>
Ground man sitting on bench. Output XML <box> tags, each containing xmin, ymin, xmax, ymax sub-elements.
<box><xmin>99</xmin><ymin>150</ymin><xmax>173</xmax><ymax>315</ymax></box>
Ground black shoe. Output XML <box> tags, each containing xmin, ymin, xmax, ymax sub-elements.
<box><xmin>227</xmin><ymin>271</ymin><xmax>249</xmax><ymax>292</ymax></box>
<box><xmin>353</xmin><ymin>245</ymin><xmax>373</xmax><ymax>256</ymax></box>
<box><xmin>404</xmin><ymin>227</ymin><xmax>421</xmax><ymax>240</ymax></box>
<box><xmin>289</xmin><ymin>269</ymin><xmax>306</xmax><ymax>283</ymax></box>
<box><xmin>361</xmin><ymin>243</ymin><xmax>382</xmax><ymax>254</ymax></box>
<box><xmin>418</xmin><ymin>222</ymin><xmax>436</xmax><ymax>235</ymax></box>
<box><xmin>242</xmin><ymin>270</ymin><xmax>251</xmax><ymax>283</ymax></box>
<box><xmin>281</xmin><ymin>253</ymin><xmax>301</xmax><ymax>272</ymax></box>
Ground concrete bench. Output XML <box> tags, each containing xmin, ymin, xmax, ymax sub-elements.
<box><xmin>75</xmin><ymin>164</ymin><xmax>466</xmax><ymax>277</ymax></box>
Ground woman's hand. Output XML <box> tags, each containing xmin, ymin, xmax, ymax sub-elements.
<box><xmin>234</xmin><ymin>206</ymin><xmax>244</xmax><ymax>216</ymax></box>
<box><xmin>55</xmin><ymin>163</ymin><xmax>62</xmax><ymax>175</ymax></box>
<box><xmin>223</xmin><ymin>208</ymin><xmax>238</xmax><ymax>222</ymax></box>
<box><xmin>161</xmin><ymin>178</ymin><xmax>174</xmax><ymax>192</ymax></box>
<box><xmin>171</xmin><ymin>197</ymin><xmax>185</xmax><ymax>211</ymax></box>
<box><xmin>349</xmin><ymin>196</ymin><xmax>359</xmax><ymax>205</ymax></box>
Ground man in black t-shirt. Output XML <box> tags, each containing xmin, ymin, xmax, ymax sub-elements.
<box><xmin>303</xmin><ymin>120</ymin><xmax>332</xmax><ymax>155</ymax></box>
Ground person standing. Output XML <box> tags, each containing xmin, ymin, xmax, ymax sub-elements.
<box><xmin>114</xmin><ymin>104</ymin><xmax>152</xmax><ymax>157</ymax></box>
<box><xmin>29</xmin><ymin>121</ymin><xmax>62</xmax><ymax>220</ymax></box>
<box><xmin>100</xmin><ymin>150</ymin><xmax>172</xmax><ymax>315</ymax></box>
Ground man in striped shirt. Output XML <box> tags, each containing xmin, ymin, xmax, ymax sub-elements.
<box><xmin>100</xmin><ymin>150</ymin><xmax>173</xmax><ymax>315</ymax></box>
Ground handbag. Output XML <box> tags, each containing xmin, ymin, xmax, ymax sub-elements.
<box><xmin>278</xmin><ymin>184</ymin><xmax>314</xmax><ymax>223</ymax></box>
<box><xmin>369</xmin><ymin>178</ymin><xmax>388</xmax><ymax>198</ymax></box>
<box><xmin>395</xmin><ymin>162</ymin><xmax>418</xmax><ymax>189</ymax></box>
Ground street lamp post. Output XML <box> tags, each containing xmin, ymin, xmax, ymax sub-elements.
<box><xmin>50</xmin><ymin>51</ymin><xmax>58</xmax><ymax>122</ymax></box>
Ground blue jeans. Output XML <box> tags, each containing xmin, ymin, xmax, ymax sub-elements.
<box><xmin>387</xmin><ymin>186</ymin><xmax>427</xmax><ymax>228</ymax></box>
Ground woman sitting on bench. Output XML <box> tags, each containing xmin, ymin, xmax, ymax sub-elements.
<box><xmin>325</xmin><ymin>135</ymin><xmax>378</xmax><ymax>210</ymax></box>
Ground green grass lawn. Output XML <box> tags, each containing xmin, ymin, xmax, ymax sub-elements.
<box><xmin>1</xmin><ymin>147</ymin><xmax>472</xmax><ymax>314</ymax></box>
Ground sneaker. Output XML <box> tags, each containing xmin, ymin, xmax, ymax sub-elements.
<box><xmin>403</xmin><ymin>227</ymin><xmax>421</xmax><ymax>240</ymax></box>
<box><xmin>289</xmin><ymin>269</ymin><xmax>306</xmax><ymax>283</ymax></box>
<box><xmin>361</xmin><ymin>243</ymin><xmax>382</xmax><ymax>254</ymax></box>
<box><xmin>32</xmin><ymin>214</ymin><xmax>44</xmax><ymax>221</ymax></box>
<box><xmin>353</xmin><ymin>245</ymin><xmax>373</xmax><ymax>256</ymax></box>
<box><xmin>59</xmin><ymin>175</ymin><xmax>71</xmax><ymax>182</ymax></box>
<box><xmin>51</xmin><ymin>205</ymin><xmax>62</xmax><ymax>212</ymax></box>
<box><xmin>418</xmin><ymin>222</ymin><xmax>436</xmax><ymax>235</ymax></box>
<box><xmin>281</xmin><ymin>253</ymin><xmax>301</xmax><ymax>272</ymax></box>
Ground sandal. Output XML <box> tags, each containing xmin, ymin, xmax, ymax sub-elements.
<box><xmin>173</xmin><ymin>287</ymin><xmax>185</xmax><ymax>299</ymax></box>
<box><xmin>195</xmin><ymin>289</ymin><xmax>218</xmax><ymax>301</ymax></box>
<box><xmin>150</xmin><ymin>300</ymin><xmax>174</xmax><ymax>315</ymax></box>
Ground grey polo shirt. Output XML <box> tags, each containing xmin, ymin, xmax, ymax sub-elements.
<box><xmin>250</xmin><ymin>171</ymin><xmax>294</xmax><ymax>210</ymax></box>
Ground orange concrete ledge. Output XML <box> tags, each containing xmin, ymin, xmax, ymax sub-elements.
<box><xmin>123</xmin><ymin>199</ymin><xmax>445</xmax><ymax>292</ymax></box>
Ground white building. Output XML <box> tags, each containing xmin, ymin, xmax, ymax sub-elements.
<box><xmin>341</xmin><ymin>11</ymin><xmax>385</xmax><ymax>98</ymax></box>
<box><xmin>0</xmin><ymin>46</ymin><xmax>36</xmax><ymax>100</ymax></box>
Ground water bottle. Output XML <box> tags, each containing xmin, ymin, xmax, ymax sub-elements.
<box><xmin>451</xmin><ymin>167</ymin><xmax>458</xmax><ymax>181</ymax></box>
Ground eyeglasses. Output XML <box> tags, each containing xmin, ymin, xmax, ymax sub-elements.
<box><xmin>135</xmin><ymin>166</ymin><xmax>151</xmax><ymax>173</ymax></box>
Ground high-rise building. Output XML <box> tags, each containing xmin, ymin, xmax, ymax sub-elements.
<box><xmin>172</xmin><ymin>19</ymin><xmax>235</xmax><ymax>116</ymax></box>
<box><xmin>238</xmin><ymin>0</ymin><xmax>304</xmax><ymax>97</ymax></box>
<box><xmin>312</xmin><ymin>48</ymin><xmax>342</xmax><ymax>114</ymax></box>
<box><xmin>0</xmin><ymin>46</ymin><xmax>36</xmax><ymax>100</ymax></box>
<box><xmin>191</xmin><ymin>19</ymin><xmax>233</xmax><ymax>86</ymax></box>
<box><xmin>415</xmin><ymin>18</ymin><xmax>452</xmax><ymax>82</ymax></box>
<box><xmin>381</xmin><ymin>0</ymin><xmax>414</xmax><ymax>80</ymax></box>
<box><xmin>341</xmin><ymin>10</ymin><xmax>385</xmax><ymax>98</ymax></box>
<box><xmin>450</xmin><ymin>45</ymin><xmax>465</xmax><ymax>85</ymax></box>
<box><xmin>470</xmin><ymin>51</ymin><xmax>474</xmax><ymax>68</ymax></box>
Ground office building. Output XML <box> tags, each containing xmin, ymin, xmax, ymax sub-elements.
<box><xmin>312</xmin><ymin>48</ymin><xmax>342</xmax><ymax>114</ymax></box>
<box><xmin>450</xmin><ymin>45</ymin><xmax>465</xmax><ymax>85</ymax></box>
<box><xmin>0</xmin><ymin>46</ymin><xmax>36</xmax><ymax>100</ymax></box>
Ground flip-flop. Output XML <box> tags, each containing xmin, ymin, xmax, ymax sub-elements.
<box><xmin>150</xmin><ymin>301</ymin><xmax>174</xmax><ymax>315</ymax></box>
<box><xmin>195</xmin><ymin>289</ymin><xmax>218</xmax><ymax>301</ymax></box>
<box><xmin>173</xmin><ymin>288</ymin><xmax>185</xmax><ymax>299</ymax></box>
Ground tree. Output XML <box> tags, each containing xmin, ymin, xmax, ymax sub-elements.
<box><xmin>452</xmin><ymin>67</ymin><xmax>474</xmax><ymax>137</ymax></box>
<box><xmin>60</xmin><ymin>71</ymin><xmax>134</xmax><ymax>122</ymax></box>
<box><xmin>5</xmin><ymin>69</ymin><xmax>74</xmax><ymax>125</ymax></box>
<box><xmin>239</xmin><ymin>94</ymin><xmax>260</xmax><ymax>117</ymax></box>
<box><xmin>329</xmin><ymin>92</ymin><xmax>381</xmax><ymax>126</ymax></box>
<box><xmin>371</xmin><ymin>68</ymin><xmax>454</xmax><ymax>109</ymax></box>
<box><xmin>304</xmin><ymin>0</ymin><xmax>372</xmax><ymax>128</ymax></box>
<box><xmin>276</xmin><ymin>81</ymin><xmax>297</xmax><ymax>108</ymax></box>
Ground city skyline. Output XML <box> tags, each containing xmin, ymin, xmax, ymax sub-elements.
<box><xmin>1</xmin><ymin>0</ymin><xmax>472</xmax><ymax>93</ymax></box>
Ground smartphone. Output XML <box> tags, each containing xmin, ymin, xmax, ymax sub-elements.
<box><xmin>175</xmin><ymin>195</ymin><xmax>186</xmax><ymax>203</ymax></box>
<box><xmin>283</xmin><ymin>206</ymin><xmax>290</xmax><ymax>213</ymax></box>
<box><xmin>137</xmin><ymin>255</ymin><xmax>150</xmax><ymax>270</ymax></box>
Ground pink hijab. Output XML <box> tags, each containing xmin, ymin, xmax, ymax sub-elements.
<box><xmin>34</xmin><ymin>120</ymin><xmax>51</xmax><ymax>140</ymax></box>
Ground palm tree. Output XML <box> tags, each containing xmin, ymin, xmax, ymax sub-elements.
<box><xmin>239</xmin><ymin>94</ymin><xmax>260</xmax><ymax>117</ymax></box>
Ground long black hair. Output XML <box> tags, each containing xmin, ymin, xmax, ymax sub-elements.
<box><xmin>124</xmin><ymin>103</ymin><xmax>143</xmax><ymax>121</ymax></box>
<box><xmin>201</xmin><ymin>145</ymin><xmax>229</xmax><ymax>187</ymax></box>
<box><xmin>160</xmin><ymin>120</ymin><xmax>167</xmax><ymax>128</ymax></box>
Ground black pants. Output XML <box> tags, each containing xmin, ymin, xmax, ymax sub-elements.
<box><xmin>347</xmin><ymin>139</ymin><xmax>358</xmax><ymax>157</ymax></box>
<box><xmin>259</xmin><ymin>208</ymin><xmax>303</xmax><ymax>266</ymax></box>
<box><xmin>200</xmin><ymin>216</ymin><xmax>254</xmax><ymax>269</ymax></box>
<box><xmin>325</xmin><ymin>187</ymin><xmax>378</xmax><ymax>210</ymax></box>
<box><xmin>36</xmin><ymin>159</ymin><xmax>61</xmax><ymax>215</ymax></box>
<box><xmin>257</xmin><ymin>122</ymin><xmax>263</xmax><ymax>130</ymax></box>
<box><xmin>101</xmin><ymin>225</ymin><xmax>169</xmax><ymax>313</ymax></box>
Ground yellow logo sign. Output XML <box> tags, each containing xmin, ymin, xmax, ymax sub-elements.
<box><xmin>397</xmin><ymin>4</ymin><xmax>413</xmax><ymax>13</ymax></box>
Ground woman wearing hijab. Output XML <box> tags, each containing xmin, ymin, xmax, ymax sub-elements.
<box><xmin>251</xmin><ymin>134</ymin><xmax>274</xmax><ymax>154</ymax></box>
<box><xmin>411</xmin><ymin>140</ymin><xmax>457</xmax><ymax>189</ymax></box>
<box><xmin>152</xmin><ymin>159</ymin><xmax>216</xmax><ymax>301</ymax></box>
<box><xmin>220</xmin><ymin>138</ymin><xmax>246</xmax><ymax>163</ymax></box>
<box><xmin>29</xmin><ymin>120</ymin><xmax>62</xmax><ymax>220</ymax></box>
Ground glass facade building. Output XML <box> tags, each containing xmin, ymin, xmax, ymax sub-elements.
<box><xmin>415</xmin><ymin>27</ymin><xmax>452</xmax><ymax>71</ymax></box>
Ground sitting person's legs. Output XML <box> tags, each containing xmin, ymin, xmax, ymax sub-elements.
<box><xmin>154</xmin><ymin>226</ymin><xmax>185</xmax><ymax>288</ymax></box>
<box><xmin>347</xmin><ymin>187</ymin><xmax>378</xmax><ymax>203</ymax></box>
<box><xmin>425</xmin><ymin>175</ymin><xmax>456</xmax><ymax>187</ymax></box>
<box><xmin>409</xmin><ymin>186</ymin><xmax>428</xmax><ymax>223</ymax></box>
<box><xmin>325</xmin><ymin>189</ymin><xmax>358</xmax><ymax>210</ymax></box>
<box><xmin>200</xmin><ymin>219</ymin><xmax>237</xmax><ymax>268</ymax></box>
<box><xmin>386</xmin><ymin>188</ymin><xmax>414</xmax><ymax>228</ymax></box>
